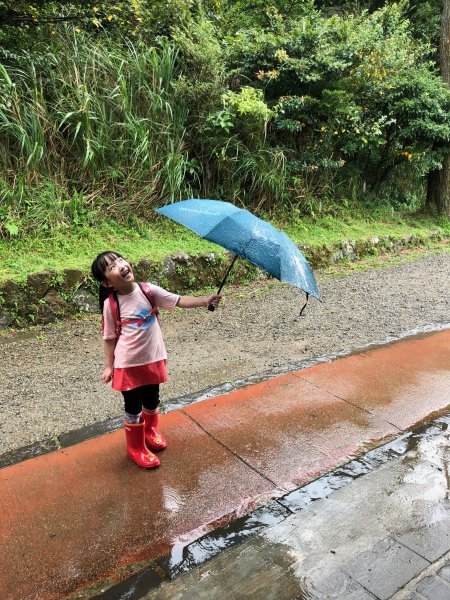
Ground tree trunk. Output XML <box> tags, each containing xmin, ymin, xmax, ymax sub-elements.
<box><xmin>426</xmin><ymin>0</ymin><xmax>450</xmax><ymax>217</ymax></box>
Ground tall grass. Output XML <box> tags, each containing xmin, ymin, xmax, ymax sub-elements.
<box><xmin>0</xmin><ymin>29</ymin><xmax>288</xmax><ymax>237</ymax></box>
<box><xmin>0</xmin><ymin>31</ymin><xmax>191</xmax><ymax>234</ymax></box>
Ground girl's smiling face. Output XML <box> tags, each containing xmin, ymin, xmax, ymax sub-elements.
<box><xmin>103</xmin><ymin>256</ymin><xmax>135</xmax><ymax>290</ymax></box>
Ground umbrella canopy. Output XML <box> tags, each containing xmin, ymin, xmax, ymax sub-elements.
<box><xmin>156</xmin><ymin>199</ymin><xmax>321</xmax><ymax>302</ymax></box>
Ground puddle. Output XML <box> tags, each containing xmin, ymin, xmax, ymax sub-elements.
<box><xmin>271</xmin><ymin>423</ymin><xmax>450</xmax><ymax>599</ymax></box>
<box><xmin>159</xmin><ymin>501</ymin><xmax>290</xmax><ymax>579</ymax></box>
<box><xmin>90</xmin><ymin>413</ymin><xmax>450</xmax><ymax>600</ymax></box>
<box><xmin>162</xmin><ymin>486</ymin><xmax>185</xmax><ymax>515</ymax></box>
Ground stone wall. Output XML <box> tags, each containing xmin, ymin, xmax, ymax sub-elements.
<box><xmin>0</xmin><ymin>231</ymin><xmax>445</xmax><ymax>328</ymax></box>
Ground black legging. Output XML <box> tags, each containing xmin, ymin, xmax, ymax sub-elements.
<box><xmin>122</xmin><ymin>384</ymin><xmax>160</xmax><ymax>415</ymax></box>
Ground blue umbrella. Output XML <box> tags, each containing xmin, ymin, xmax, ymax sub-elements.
<box><xmin>156</xmin><ymin>199</ymin><xmax>320</xmax><ymax>312</ymax></box>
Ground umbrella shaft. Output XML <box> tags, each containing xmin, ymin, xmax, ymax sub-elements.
<box><xmin>217</xmin><ymin>254</ymin><xmax>238</xmax><ymax>295</ymax></box>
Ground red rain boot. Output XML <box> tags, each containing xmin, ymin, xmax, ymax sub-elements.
<box><xmin>124</xmin><ymin>420</ymin><xmax>160</xmax><ymax>468</ymax></box>
<box><xmin>142</xmin><ymin>410</ymin><xmax>167</xmax><ymax>452</ymax></box>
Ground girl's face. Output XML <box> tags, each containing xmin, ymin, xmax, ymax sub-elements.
<box><xmin>102</xmin><ymin>256</ymin><xmax>135</xmax><ymax>290</ymax></box>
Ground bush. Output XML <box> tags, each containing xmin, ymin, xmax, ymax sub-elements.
<box><xmin>225</xmin><ymin>3</ymin><xmax>450</xmax><ymax>210</ymax></box>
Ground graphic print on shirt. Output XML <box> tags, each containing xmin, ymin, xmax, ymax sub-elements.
<box><xmin>129</xmin><ymin>307</ymin><xmax>156</xmax><ymax>330</ymax></box>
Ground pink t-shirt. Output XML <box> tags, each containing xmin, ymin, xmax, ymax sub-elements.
<box><xmin>102</xmin><ymin>283</ymin><xmax>179</xmax><ymax>368</ymax></box>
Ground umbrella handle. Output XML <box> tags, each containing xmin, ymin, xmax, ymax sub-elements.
<box><xmin>207</xmin><ymin>254</ymin><xmax>238</xmax><ymax>312</ymax></box>
<box><xmin>299</xmin><ymin>293</ymin><xmax>309</xmax><ymax>316</ymax></box>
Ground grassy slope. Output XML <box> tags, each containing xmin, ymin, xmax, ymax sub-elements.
<box><xmin>1</xmin><ymin>212</ymin><xmax>449</xmax><ymax>283</ymax></box>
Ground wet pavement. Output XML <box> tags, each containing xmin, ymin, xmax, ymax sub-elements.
<box><xmin>0</xmin><ymin>329</ymin><xmax>449</xmax><ymax>600</ymax></box>
<box><xmin>142</xmin><ymin>419</ymin><xmax>450</xmax><ymax>599</ymax></box>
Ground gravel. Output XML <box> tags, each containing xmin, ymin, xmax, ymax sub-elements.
<box><xmin>1</xmin><ymin>252</ymin><xmax>449</xmax><ymax>454</ymax></box>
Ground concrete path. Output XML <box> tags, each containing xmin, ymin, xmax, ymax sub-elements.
<box><xmin>0</xmin><ymin>329</ymin><xmax>449</xmax><ymax>600</ymax></box>
<box><xmin>143</xmin><ymin>420</ymin><xmax>450</xmax><ymax>600</ymax></box>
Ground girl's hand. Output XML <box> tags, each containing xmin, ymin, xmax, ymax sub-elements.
<box><xmin>102</xmin><ymin>367</ymin><xmax>113</xmax><ymax>384</ymax></box>
<box><xmin>207</xmin><ymin>294</ymin><xmax>222</xmax><ymax>309</ymax></box>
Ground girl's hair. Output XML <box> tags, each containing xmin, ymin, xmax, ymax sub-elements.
<box><xmin>91</xmin><ymin>251</ymin><xmax>124</xmax><ymax>312</ymax></box>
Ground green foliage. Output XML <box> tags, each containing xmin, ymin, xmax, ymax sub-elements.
<box><xmin>315</xmin><ymin>1</ymin><xmax>442</xmax><ymax>46</ymax></box>
<box><xmin>1</xmin><ymin>207</ymin><xmax>448</xmax><ymax>283</ymax></box>
<box><xmin>206</xmin><ymin>87</ymin><xmax>273</xmax><ymax>144</ymax></box>
<box><xmin>406</xmin><ymin>1</ymin><xmax>442</xmax><ymax>46</ymax></box>
<box><xmin>201</xmin><ymin>0</ymin><xmax>326</xmax><ymax>35</ymax></box>
<box><xmin>172</xmin><ymin>19</ymin><xmax>286</xmax><ymax>208</ymax></box>
<box><xmin>0</xmin><ymin>179</ymin><xmax>99</xmax><ymax>237</ymax></box>
<box><xmin>224</xmin><ymin>87</ymin><xmax>273</xmax><ymax>128</ymax></box>
<box><xmin>0</xmin><ymin>0</ymin><xmax>195</xmax><ymax>41</ymax></box>
<box><xmin>225</xmin><ymin>3</ymin><xmax>450</xmax><ymax>211</ymax></box>
<box><xmin>171</xmin><ymin>19</ymin><xmax>227</xmax><ymax>188</ymax></box>
<box><xmin>0</xmin><ymin>0</ymin><xmax>448</xmax><ymax>234</ymax></box>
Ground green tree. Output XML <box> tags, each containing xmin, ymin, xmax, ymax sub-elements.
<box><xmin>0</xmin><ymin>0</ymin><xmax>194</xmax><ymax>43</ymax></box>
<box><xmin>225</xmin><ymin>4</ymin><xmax>450</xmax><ymax>206</ymax></box>
<box><xmin>426</xmin><ymin>0</ymin><xmax>450</xmax><ymax>217</ymax></box>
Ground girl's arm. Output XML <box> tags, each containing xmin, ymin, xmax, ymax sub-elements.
<box><xmin>102</xmin><ymin>338</ymin><xmax>116</xmax><ymax>383</ymax></box>
<box><xmin>176</xmin><ymin>294</ymin><xmax>221</xmax><ymax>309</ymax></box>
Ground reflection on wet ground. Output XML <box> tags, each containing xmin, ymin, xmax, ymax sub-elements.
<box><xmin>2</xmin><ymin>328</ymin><xmax>449</xmax><ymax>600</ymax></box>
<box><xmin>101</xmin><ymin>413</ymin><xmax>450</xmax><ymax>599</ymax></box>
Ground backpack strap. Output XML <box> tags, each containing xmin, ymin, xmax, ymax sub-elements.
<box><xmin>108</xmin><ymin>291</ymin><xmax>122</xmax><ymax>339</ymax></box>
<box><xmin>137</xmin><ymin>282</ymin><xmax>160</xmax><ymax>322</ymax></box>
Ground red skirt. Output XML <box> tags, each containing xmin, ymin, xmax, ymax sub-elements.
<box><xmin>112</xmin><ymin>360</ymin><xmax>168</xmax><ymax>392</ymax></box>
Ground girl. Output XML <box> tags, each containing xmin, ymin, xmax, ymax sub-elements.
<box><xmin>91</xmin><ymin>251</ymin><xmax>221</xmax><ymax>469</ymax></box>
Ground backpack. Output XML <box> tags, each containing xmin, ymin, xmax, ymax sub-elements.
<box><xmin>102</xmin><ymin>282</ymin><xmax>159</xmax><ymax>341</ymax></box>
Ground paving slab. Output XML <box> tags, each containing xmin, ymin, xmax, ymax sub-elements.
<box><xmin>295</xmin><ymin>338</ymin><xmax>450</xmax><ymax>429</ymax></box>
<box><xmin>142</xmin><ymin>428</ymin><xmax>449</xmax><ymax>600</ymax></box>
<box><xmin>343</xmin><ymin>536</ymin><xmax>429</xmax><ymax>600</ymax></box>
<box><xmin>393</xmin><ymin>513</ymin><xmax>450</xmax><ymax>563</ymax></box>
<box><xmin>437</xmin><ymin>563</ymin><xmax>450</xmax><ymax>583</ymax></box>
<box><xmin>416</xmin><ymin>575</ymin><xmax>450</xmax><ymax>600</ymax></box>
<box><xmin>391</xmin><ymin>552</ymin><xmax>450</xmax><ymax>599</ymax></box>
<box><xmin>0</xmin><ymin>330</ymin><xmax>449</xmax><ymax>600</ymax></box>
<box><xmin>184</xmin><ymin>372</ymin><xmax>398</xmax><ymax>490</ymax></box>
<box><xmin>0</xmin><ymin>411</ymin><xmax>275</xmax><ymax>600</ymax></box>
